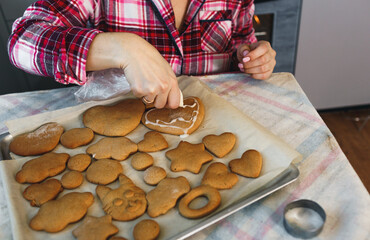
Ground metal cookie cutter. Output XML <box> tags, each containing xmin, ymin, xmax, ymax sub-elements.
<box><xmin>283</xmin><ymin>199</ymin><xmax>326</xmax><ymax>239</ymax></box>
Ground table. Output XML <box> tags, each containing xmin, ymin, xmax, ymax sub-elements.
<box><xmin>0</xmin><ymin>73</ymin><xmax>369</xmax><ymax>240</ymax></box>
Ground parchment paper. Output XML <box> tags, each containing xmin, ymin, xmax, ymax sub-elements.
<box><xmin>0</xmin><ymin>75</ymin><xmax>302</xmax><ymax>240</ymax></box>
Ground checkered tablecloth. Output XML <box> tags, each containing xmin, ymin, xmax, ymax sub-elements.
<box><xmin>0</xmin><ymin>73</ymin><xmax>369</xmax><ymax>240</ymax></box>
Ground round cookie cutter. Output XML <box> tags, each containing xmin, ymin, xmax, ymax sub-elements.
<box><xmin>283</xmin><ymin>199</ymin><xmax>326</xmax><ymax>239</ymax></box>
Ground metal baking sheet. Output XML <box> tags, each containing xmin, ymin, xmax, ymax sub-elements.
<box><xmin>0</xmin><ymin>132</ymin><xmax>299</xmax><ymax>239</ymax></box>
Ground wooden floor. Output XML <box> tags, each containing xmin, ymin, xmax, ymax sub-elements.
<box><xmin>319</xmin><ymin>107</ymin><xmax>370</xmax><ymax>193</ymax></box>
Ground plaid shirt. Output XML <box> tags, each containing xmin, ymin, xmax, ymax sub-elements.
<box><xmin>8</xmin><ymin>0</ymin><xmax>256</xmax><ymax>85</ymax></box>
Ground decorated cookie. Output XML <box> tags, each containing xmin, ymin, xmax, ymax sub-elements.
<box><xmin>137</xmin><ymin>131</ymin><xmax>168</xmax><ymax>152</ymax></box>
<box><xmin>16</xmin><ymin>152</ymin><xmax>69</xmax><ymax>184</ymax></box>
<box><xmin>165</xmin><ymin>141</ymin><xmax>213</xmax><ymax>174</ymax></box>
<box><xmin>146</xmin><ymin>176</ymin><xmax>190</xmax><ymax>218</ymax></box>
<box><xmin>143</xmin><ymin>166</ymin><xmax>167</xmax><ymax>186</ymax></box>
<box><xmin>72</xmin><ymin>215</ymin><xmax>119</xmax><ymax>240</ymax></box>
<box><xmin>61</xmin><ymin>171</ymin><xmax>84</xmax><ymax>189</ymax></box>
<box><xmin>9</xmin><ymin>122</ymin><xmax>64</xmax><ymax>156</ymax></box>
<box><xmin>83</xmin><ymin>98</ymin><xmax>145</xmax><ymax>136</ymax></box>
<box><xmin>29</xmin><ymin>192</ymin><xmax>94</xmax><ymax>232</ymax></box>
<box><xmin>202</xmin><ymin>132</ymin><xmax>236</xmax><ymax>158</ymax></box>
<box><xmin>96</xmin><ymin>174</ymin><xmax>147</xmax><ymax>221</ymax></box>
<box><xmin>133</xmin><ymin>219</ymin><xmax>160</xmax><ymax>240</ymax></box>
<box><xmin>67</xmin><ymin>154</ymin><xmax>92</xmax><ymax>172</ymax></box>
<box><xmin>142</xmin><ymin>97</ymin><xmax>205</xmax><ymax>136</ymax></box>
<box><xmin>86</xmin><ymin>137</ymin><xmax>137</xmax><ymax>161</ymax></box>
<box><xmin>22</xmin><ymin>179</ymin><xmax>63</xmax><ymax>207</ymax></box>
<box><xmin>86</xmin><ymin>159</ymin><xmax>123</xmax><ymax>185</ymax></box>
<box><xmin>178</xmin><ymin>185</ymin><xmax>221</xmax><ymax>219</ymax></box>
<box><xmin>201</xmin><ymin>162</ymin><xmax>238</xmax><ymax>190</ymax></box>
<box><xmin>229</xmin><ymin>149</ymin><xmax>263</xmax><ymax>178</ymax></box>
<box><xmin>131</xmin><ymin>152</ymin><xmax>154</xmax><ymax>171</ymax></box>
<box><xmin>60</xmin><ymin>128</ymin><xmax>94</xmax><ymax>149</ymax></box>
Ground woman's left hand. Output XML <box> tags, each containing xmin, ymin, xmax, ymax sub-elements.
<box><xmin>236</xmin><ymin>40</ymin><xmax>276</xmax><ymax>80</ymax></box>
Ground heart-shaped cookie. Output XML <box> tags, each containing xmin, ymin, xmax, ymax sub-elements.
<box><xmin>202</xmin><ymin>162</ymin><xmax>238</xmax><ymax>189</ymax></box>
<box><xmin>83</xmin><ymin>98</ymin><xmax>145</xmax><ymax>136</ymax></box>
<box><xmin>137</xmin><ymin>131</ymin><xmax>168</xmax><ymax>152</ymax></box>
<box><xmin>141</xmin><ymin>97</ymin><xmax>204</xmax><ymax>136</ymax></box>
<box><xmin>229</xmin><ymin>150</ymin><xmax>263</xmax><ymax>178</ymax></box>
<box><xmin>202</xmin><ymin>132</ymin><xmax>236</xmax><ymax>158</ymax></box>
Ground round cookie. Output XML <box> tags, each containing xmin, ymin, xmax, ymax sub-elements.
<box><xmin>143</xmin><ymin>166</ymin><xmax>167</xmax><ymax>185</ymax></box>
<box><xmin>229</xmin><ymin>149</ymin><xmax>263</xmax><ymax>178</ymax></box>
<box><xmin>60</xmin><ymin>128</ymin><xmax>94</xmax><ymax>149</ymax></box>
<box><xmin>22</xmin><ymin>179</ymin><xmax>63</xmax><ymax>207</ymax></box>
<box><xmin>67</xmin><ymin>154</ymin><xmax>91</xmax><ymax>172</ymax></box>
<box><xmin>142</xmin><ymin>97</ymin><xmax>205</xmax><ymax>136</ymax></box>
<box><xmin>9</xmin><ymin>122</ymin><xmax>64</xmax><ymax>156</ymax></box>
<box><xmin>86</xmin><ymin>159</ymin><xmax>123</xmax><ymax>185</ymax></box>
<box><xmin>131</xmin><ymin>152</ymin><xmax>154</xmax><ymax>171</ymax></box>
<box><xmin>138</xmin><ymin>131</ymin><xmax>168</xmax><ymax>152</ymax></box>
<box><xmin>133</xmin><ymin>219</ymin><xmax>160</xmax><ymax>240</ymax></box>
<box><xmin>178</xmin><ymin>185</ymin><xmax>221</xmax><ymax>219</ymax></box>
<box><xmin>61</xmin><ymin>171</ymin><xmax>84</xmax><ymax>189</ymax></box>
<box><xmin>83</xmin><ymin>98</ymin><xmax>145</xmax><ymax>136</ymax></box>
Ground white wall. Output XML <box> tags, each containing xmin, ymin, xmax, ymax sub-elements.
<box><xmin>295</xmin><ymin>0</ymin><xmax>370</xmax><ymax>110</ymax></box>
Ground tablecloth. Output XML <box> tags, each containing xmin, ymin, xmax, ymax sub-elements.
<box><xmin>0</xmin><ymin>72</ymin><xmax>369</xmax><ymax>240</ymax></box>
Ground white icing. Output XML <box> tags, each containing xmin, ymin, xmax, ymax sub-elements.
<box><xmin>144</xmin><ymin>97</ymin><xmax>200</xmax><ymax>135</ymax></box>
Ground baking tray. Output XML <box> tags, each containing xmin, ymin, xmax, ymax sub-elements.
<box><xmin>0</xmin><ymin>131</ymin><xmax>299</xmax><ymax>239</ymax></box>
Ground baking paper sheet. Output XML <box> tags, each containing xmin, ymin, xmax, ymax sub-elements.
<box><xmin>0</xmin><ymin>75</ymin><xmax>302</xmax><ymax>240</ymax></box>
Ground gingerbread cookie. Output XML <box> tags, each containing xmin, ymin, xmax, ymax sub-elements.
<box><xmin>165</xmin><ymin>141</ymin><xmax>213</xmax><ymax>174</ymax></box>
<box><xmin>9</xmin><ymin>122</ymin><xmax>64</xmax><ymax>156</ymax></box>
<box><xmin>229</xmin><ymin>149</ymin><xmax>263</xmax><ymax>178</ymax></box>
<box><xmin>61</xmin><ymin>171</ymin><xmax>84</xmax><ymax>189</ymax></box>
<box><xmin>72</xmin><ymin>215</ymin><xmax>118</xmax><ymax>240</ymax></box>
<box><xmin>86</xmin><ymin>159</ymin><xmax>123</xmax><ymax>185</ymax></box>
<box><xmin>86</xmin><ymin>137</ymin><xmax>137</xmax><ymax>161</ymax></box>
<box><xmin>142</xmin><ymin>97</ymin><xmax>205</xmax><ymax>136</ymax></box>
<box><xmin>16</xmin><ymin>152</ymin><xmax>69</xmax><ymax>184</ymax></box>
<box><xmin>67</xmin><ymin>154</ymin><xmax>91</xmax><ymax>172</ymax></box>
<box><xmin>96</xmin><ymin>174</ymin><xmax>147</xmax><ymax>221</ymax></box>
<box><xmin>60</xmin><ymin>128</ymin><xmax>94</xmax><ymax>149</ymax></box>
<box><xmin>143</xmin><ymin>166</ymin><xmax>167</xmax><ymax>186</ymax></box>
<box><xmin>146</xmin><ymin>176</ymin><xmax>190</xmax><ymax>218</ymax></box>
<box><xmin>83</xmin><ymin>98</ymin><xmax>145</xmax><ymax>136</ymax></box>
<box><xmin>29</xmin><ymin>192</ymin><xmax>94</xmax><ymax>232</ymax></box>
<box><xmin>133</xmin><ymin>219</ymin><xmax>160</xmax><ymax>240</ymax></box>
<box><xmin>23</xmin><ymin>179</ymin><xmax>63</xmax><ymax>207</ymax></box>
<box><xmin>202</xmin><ymin>132</ymin><xmax>236</xmax><ymax>158</ymax></box>
<box><xmin>137</xmin><ymin>131</ymin><xmax>168</xmax><ymax>152</ymax></box>
<box><xmin>178</xmin><ymin>185</ymin><xmax>221</xmax><ymax>219</ymax></box>
<box><xmin>201</xmin><ymin>162</ymin><xmax>238</xmax><ymax>190</ymax></box>
<box><xmin>131</xmin><ymin>152</ymin><xmax>154</xmax><ymax>171</ymax></box>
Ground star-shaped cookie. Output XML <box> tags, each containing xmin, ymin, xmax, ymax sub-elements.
<box><xmin>72</xmin><ymin>215</ymin><xmax>118</xmax><ymax>240</ymax></box>
<box><xmin>165</xmin><ymin>141</ymin><xmax>213</xmax><ymax>173</ymax></box>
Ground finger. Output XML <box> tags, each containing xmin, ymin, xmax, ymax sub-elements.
<box><xmin>165</xmin><ymin>84</ymin><xmax>181</xmax><ymax>109</ymax></box>
<box><xmin>244</xmin><ymin>59</ymin><xmax>276</xmax><ymax>74</ymax></box>
<box><xmin>251</xmin><ymin>68</ymin><xmax>273</xmax><ymax>80</ymax></box>
<box><xmin>236</xmin><ymin>44</ymin><xmax>251</xmax><ymax>62</ymax></box>
<box><xmin>244</xmin><ymin>50</ymin><xmax>275</xmax><ymax>69</ymax></box>
<box><xmin>247</xmin><ymin>41</ymin><xmax>271</xmax><ymax>61</ymax></box>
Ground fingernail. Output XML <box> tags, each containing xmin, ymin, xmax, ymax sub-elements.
<box><xmin>243</xmin><ymin>50</ymin><xmax>249</xmax><ymax>56</ymax></box>
<box><xmin>243</xmin><ymin>57</ymin><xmax>250</xmax><ymax>63</ymax></box>
<box><xmin>238</xmin><ymin>63</ymin><xmax>243</xmax><ymax>68</ymax></box>
<box><xmin>240</xmin><ymin>68</ymin><xmax>244</xmax><ymax>72</ymax></box>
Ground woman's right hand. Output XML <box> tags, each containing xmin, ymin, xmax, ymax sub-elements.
<box><xmin>86</xmin><ymin>32</ymin><xmax>181</xmax><ymax>109</ymax></box>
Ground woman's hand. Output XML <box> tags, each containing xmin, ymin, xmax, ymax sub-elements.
<box><xmin>236</xmin><ymin>40</ymin><xmax>276</xmax><ymax>80</ymax></box>
<box><xmin>86</xmin><ymin>32</ymin><xmax>181</xmax><ymax>109</ymax></box>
